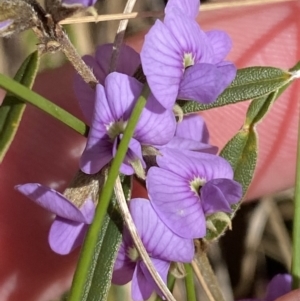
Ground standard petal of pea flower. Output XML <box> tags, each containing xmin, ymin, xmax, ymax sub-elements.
<box><xmin>238</xmin><ymin>274</ymin><xmax>292</xmax><ymax>301</ymax></box>
<box><xmin>62</xmin><ymin>0</ymin><xmax>97</xmax><ymax>7</ymax></box>
<box><xmin>15</xmin><ymin>183</ymin><xmax>95</xmax><ymax>255</ymax></box>
<box><xmin>140</xmin><ymin>0</ymin><xmax>236</xmax><ymax>109</ymax></box>
<box><xmin>146</xmin><ymin>148</ymin><xmax>242</xmax><ymax>239</ymax></box>
<box><xmin>80</xmin><ymin>72</ymin><xmax>176</xmax><ymax>175</ymax></box>
<box><xmin>112</xmin><ymin>198</ymin><xmax>194</xmax><ymax>301</ymax></box>
<box><xmin>74</xmin><ymin>43</ymin><xmax>141</xmax><ymax>122</ymax></box>
<box><xmin>158</xmin><ymin>114</ymin><xmax>218</xmax><ymax>154</ymax></box>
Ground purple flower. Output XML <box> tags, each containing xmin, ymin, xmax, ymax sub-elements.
<box><xmin>140</xmin><ymin>0</ymin><xmax>236</xmax><ymax>109</ymax></box>
<box><xmin>146</xmin><ymin>148</ymin><xmax>242</xmax><ymax>239</ymax></box>
<box><xmin>0</xmin><ymin>20</ymin><xmax>13</xmax><ymax>31</ymax></box>
<box><xmin>74</xmin><ymin>44</ymin><xmax>140</xmax><ymax>123</ymax></box>
<box><xmin>158</xmin><ymin>113</ymin><xmax>218</xmax><ymax>154</ymax></box>
<box><xmin>112</xmin><ymin>198</ymin><xmax>194</xmax><ymax>301</ymax></box>
<box><xmin>238</xmin><ymin>274</ymin><xmax>292</xmax><ymax>301</ymax></box>
<box><xmin>15</xmin><ymin>183</ymin><xmax>95</xmax><ymax>255</ymax></box>
<box><xmin>80</xmin><ymin>72</ymin><xmax>176</xmax><ymax>175</ymax></box>
<box><xmin>62</xmin><ymin>0</ymin><xmax>97</xmax><ymax>7</ymax></box>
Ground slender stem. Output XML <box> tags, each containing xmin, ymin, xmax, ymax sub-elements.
<box><xmin>109</xmin><ymin>0</ymin><xmax>137</xmax><ymax>73</ymax></box>
<box><xmin>193</xmin><ymin>248</ymin><xmax>226</xmax><ymax>301</ymax></box>
<box><xmin>114</xmin><ymin>177</ymin><xmax>176</xmax><ymax>301</ymax></box>
<box><xmin>55</xmin><ymin>25</ymin><xmax>98</xmax><ymax>88</ymax></box>
<box><xmin>67</xmin><ymin>85</ymin><xmax>150</xmax><ymax>301</ymax></box>
<box><xmin>0</xmin><ymin>73</ymin><xmax>88</xmax><ymax>136</ymax></box>
<box><xmin>184</xmin><ymin>263</ymin><xmax>197</xmax><ymax>301</ymax></box>
<box><xmin>292</xmin><ymin>108</ymin><xmax>300</xmax><ymax>288</ymax></box>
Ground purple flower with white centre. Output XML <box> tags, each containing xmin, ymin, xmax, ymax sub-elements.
<box><xmin>62</xmin><ymin>0</ymin><xmax>97</xmax><ymax>7</ymax></box>
<box><xmin>74</xmin><ymin>43</ymin><xmax>140</xmax><ymax>123</ymax></box>
<box><xmin>15</xmin><ymin>183</ymin><xmax>95</xmax><ymax>255</ymax></box>
<box><xmin>140</xmin><ymin>0</ymin><xmax>236</xmax><ymax>109</ymax></box>
<box><xmin>146</xmin><ymin>148</ymin><xmax>242</xmax><ymax>239</ymax></box>
<box><xmin>238</xmin><ymin>274</ymin><xmax>292</xmax><ymax>301</ymax></box>
<box><xmin>158</xmin><ymin>113</ymin><xmax>218</xmax><ymax>154</ymax></box>
<box><xmin>80</xmin><ymin>72</ymin><xmax>176</xmax><ymax>175</ymax></box>
<box><xmin>112</xmin><ymin>198</ymin><xmax>194</xmax><ymax>301</ymax></box>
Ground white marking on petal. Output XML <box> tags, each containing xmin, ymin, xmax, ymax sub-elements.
<box><xmin>189</xmin><ymin>176</ymin><xmax>206</xmax><ymax>197</ymax></box>
<box><xmin>183</xmin><ymin>52</ymin><xmax>195</xmax><ymax>70</ymax></box>
<box><xmin>106</xmin><ymin>119</ymin><xmax>128</xmax><ymax>139</ymax></box>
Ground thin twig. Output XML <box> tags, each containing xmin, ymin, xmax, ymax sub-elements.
<box><xmin>59</xmin><ymin>0</ymin><xmax>297</xmax><ymax>25</ymax></box>
<box><xmin>55</xmin><ymin>25</ymin><xmax>98</xmax><ymax>87</ymax></box>
<box><xmin>191</xmin><ymin>260</ymin><xmax>215</xmax><ymax>301</ymax></box>
<box><xmin>109</xmin><ymin>0</ymin><xmax>138</xmax><ymax>73</ymax></box>
<box><xmin>114</xmin><ymin>177</ymin><xmax>176</xmax><ymax>301</ymax></box>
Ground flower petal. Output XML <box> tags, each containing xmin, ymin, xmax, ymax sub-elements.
<box><xmin>217</xmin><ymin>61</ymin><xmax>237</xmax><ymax>88</ymax></box>
<box><xmin>140</xmin><ymin>20</ymin><xmax>183</xmax><ymax>109</ymax></box>
<box><xmin>165</xmin><ymin>0</ymin><xmax>199</xmax><ymax>19</ymax></box>
<box><xmin>146</xmin><ymin>168</ymin><xmax>207</xmax><ymax>239</ymax></box>
<box><xmin>161</xmin><ymin>136</ymin><xmax>218</xmax><ymax>154</ymax></box>
<box><xmin>205</xmin><ymin>30</ymin><xmax>233</xmax><ymax>64</ymax></box>
<box><xmin>131</xmin><ymin>264</ymin><xmax>154</xmax><ymax>301</ymax></box>
<box><xmin>15</xmin><ymin>183</ymin><xmax>87</xmax><ymax>222</ymax></box>
<box><xmin>176</xmin><ymin>114</ymin><xmax>209</xmax><ymax>143</ymax></box>
<box><xmin>105</xmin><ymin>72</ymin><xmax>143</xmax><ymax>121</ymax></box>
<box><xmin>164</xmin><ymin>12</ymin><xmax>214</xmax><ymax>64</ymax></box>
<box><xmin>139</xmin><ymin>259</ymin><xmax>170</xmax><ymax>299</ymax></box>
<box><xmin>265</xmin><ymin>274</ymin><xmax>292</xmax><ymax>301</ymax></box>
<box><xmin>95</xmin><ymin>44</ymin><xmax>140</xmax><ymax>79</ymax></box>
<box><xmin>113</xmin><ymin>137</ymin><xmax>145</xmax><ymax>175</ymax></box>
<box><xmin>80</xmin><ymin>198</ymin><xmax>95</xmax><ymax>223</ymax></box>
<box><xmin>134</xmin><ymin>95</ymin><xmax>176</xmax><ymax>145</ymax></box>
<box><xmin>179</xmin><ymin>63</ymin><xmax>227</xmax><ymax>103</ymax></box>
<box><xmin>62</xmin><ymin>0</ymin><xmax>96</xmax><ymax>6</ymax></box>
<box><xmin>0</xmin><ymin>20</ymin><xmax>13</xmax><ymax>31</ymax></box>
<box><xmin>112</xmin><ymin>237</ymin><xmax>136</xmax><ymax>285</ymax></box>
<box><xmin>157</xmin><ymin>148</ymin><xmax>234</xmax><ymax>181</ymax></box>
<box><xmin>48</xmin><ymin>217</ymin><xmax>88</xmax><ymax>255</ymax></box>
<box><xmin>201</xmin><ymin>180</ymin><xmax>236</xmax><ymax>214</ymax></box>
<box><xmin>73</xmin><ymin>56</ymin><xmax>100</xmax><ymax>123</ymax></box>
<box><xmin>130</xmin><ymin>198</ymin><xmax>194</xmax><ymax>261</ymax></box>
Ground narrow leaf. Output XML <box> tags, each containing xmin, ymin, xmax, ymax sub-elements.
<box><xmin>82</xmin><ymin>176</ymin><xmax>131</xmax><ymax>301</ymax></box>
<box><xmin>0</xmin><ymin>51</ymin><xmax>40</xmax><ymax>163</ymax></box>
<box><xmin>0</xmin><ymin>72</ymin><xmax>88</xmax><ymax>136</ymax></box>
<box><xmin>205</xmin><ymin>62</ymin><xmax>300</xmax><ymax>241</ymax></box>
<box><xmin>180</xmin><ymin>66</ymin><xmax>292</xmax><ymax>113</ymax></box>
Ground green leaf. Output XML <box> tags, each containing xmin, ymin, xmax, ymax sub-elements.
<box><xmin>179</xmin><ymin>66</ymin><xmax>292</xmax><ymax>114</ymax></box>
<box><xmin>0</xmin><ymin>51</ymin><xmax>40</xmax><ymax>163</ymax></box>
<box><xmin>205</xmin><ymin>61</ymin><xmax>300</xmax><ymax>241</ymax></box>
<box><xmin>84</xmin><ymin>176</ymin><xmax>132</xmax><ymax>301</ymax></box>
<box><xmin>0</xmin><ymin>72</ymin><xmax>88</xmax><ymax>137</ymax></box>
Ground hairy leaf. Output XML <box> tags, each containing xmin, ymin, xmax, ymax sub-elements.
<box><xmin>179</xmin><ymin>66</ymin><xmax>292</xmax><ymax>113</ymax></box>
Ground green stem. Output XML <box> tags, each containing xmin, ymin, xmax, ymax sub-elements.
<box><xmin>67</xmin><ymin>85</ymin><xmax>150</xmax><ymax>301</ymax></box>
<box><xmin>292</xmin><ymin>109</ymin><xmax>300</xmax><ymax>288</ymax></box>
<box><xmin>184</xmin><ymin>263</ymin><xmax>197</xmax><ymax>301</ymax></box>
<box><xmin>0</xmin><ymin>73</ymin><xmax>88</xmax><ymax>136</ymax></box>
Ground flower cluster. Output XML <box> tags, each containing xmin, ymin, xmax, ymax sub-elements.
<box><xmin>15</xmin><ymin>0</ymin><xmax>241</xmax><ymax>300</ymax></box>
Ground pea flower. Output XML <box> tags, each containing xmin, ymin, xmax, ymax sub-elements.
<box><xmin>238</xmin><ymin>274</ymin><xmax>292</xmax><ymax>301</ymax></box>
<box><xmin>146</xmin><ymin>148</ymin><xmax>242</xmax><ymax>239</ymax></box>
<box><xmin>80</xmin><ymin>72</ymin><xmax>176</xmax><ymax>175</ymax></box>
<box><xmin>62</xmin><ymin>0</ymin><xmax>97</xmax><ymax>7</ymax></box>
<box><xmin>74</xmin><ymin>44</ymin><xmax>141</xmax><ymax>122</ymax></box>
<box><xmin>15</xmin><ymin>183</ymin><xmax>95</xmax><ymax>255</ymax></box>
<box><xmin>158</xmin><ymin>113</ymin><xmax>218</xmax><ymax>154</ymax></box>
<box><xmin>112</xmin><ymin>198</ymin><xmax>194</xmax><ymax>301</ymax></box>
<box><xmin>140</xmin><ymin>0</ymin><xmax>236</xmax><ymax>109</ymax></box>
